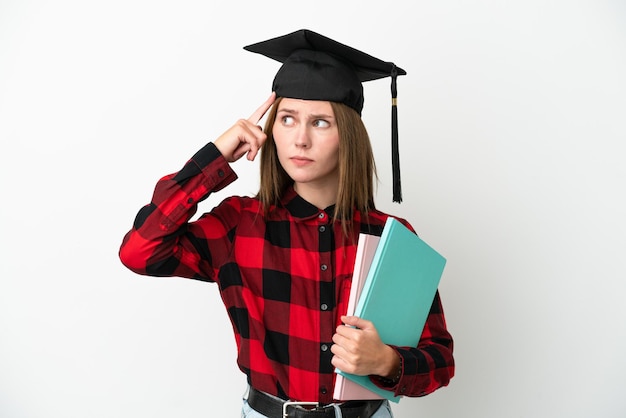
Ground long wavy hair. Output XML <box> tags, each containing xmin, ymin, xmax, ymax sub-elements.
<box><xmin>257</xmin><ymin>97</ymin><xmax>377</xmax><ymax>237</ymax></box>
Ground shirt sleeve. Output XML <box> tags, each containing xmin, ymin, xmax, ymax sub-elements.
<box><xmin>118</xmin><ymin>142</ymin><xmax>238</xmax><ymax>281</ymax></box>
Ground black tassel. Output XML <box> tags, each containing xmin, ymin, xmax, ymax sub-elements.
<box><xmin>391</xmin><ymin>65</ymin><xmax>402</xmax><ymax>203</ymax></box>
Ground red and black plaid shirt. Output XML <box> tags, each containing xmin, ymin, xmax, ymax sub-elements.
<box><xmin>119</xmin><ymin>142</ymin><xmax>454</xmax><ymax>403</ymax></box>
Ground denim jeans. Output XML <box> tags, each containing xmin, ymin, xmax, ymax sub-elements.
<box><xmin>240</xmin><ymin>388</ymin><xmax>394</xmax><ymax>418</ymax></box>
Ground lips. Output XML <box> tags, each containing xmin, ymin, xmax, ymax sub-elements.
<box><xmin>290</xmin><ymin>156</ymin><xmax>313</xmax><ymax>166</ymax></box>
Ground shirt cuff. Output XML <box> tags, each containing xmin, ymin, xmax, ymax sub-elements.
<box><xmin>192</xmin><ymin>142</ymin><xmax>237</xmax><ymax>192</ymax></box>
<box><xmin>192</xmin><ymin>142</ymin><xmax>223</xmax><ymax>168</ymax></box>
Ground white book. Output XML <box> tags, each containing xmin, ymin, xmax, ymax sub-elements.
<box><xmin>333</xmin><ymin>233</ymin><xmax>383</xmax><ymax>401</ymax></box>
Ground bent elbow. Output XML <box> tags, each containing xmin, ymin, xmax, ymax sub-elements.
<box><xmin>118</xmin><ymin>232</ymin><xmax>150</xmax><ymax>275</ymax></box>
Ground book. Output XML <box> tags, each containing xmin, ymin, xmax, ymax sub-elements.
<box><xmin>333</xmin><ymin>233</ymin><xmax>383</xmax><ymax>401</ymax></box>
<box><xmin>334</xmin><ymin>217</ymin><xmax>447</xmax><ymax>403</ymax></box>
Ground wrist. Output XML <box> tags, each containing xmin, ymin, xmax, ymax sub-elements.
<box><xmin>378</xmin><ymin>346</ymin><xmax>402</xmax><ymax>383</ymax></box>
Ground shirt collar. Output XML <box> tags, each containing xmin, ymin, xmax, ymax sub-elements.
<box><xmin>280</xmin><ymin>186</ymin><xmax>336</xmax><ymax>221</ymax></box>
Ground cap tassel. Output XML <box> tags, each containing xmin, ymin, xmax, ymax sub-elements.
<box><xmin>391</xmin><ymin>65</ymin><xmax>402</xmax><ymax>203</ymax></box>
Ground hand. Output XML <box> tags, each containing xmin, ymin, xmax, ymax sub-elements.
<box><xmin>214</xmin><ymin>92</ymin><xmax>276</xmax><ymax>162</ymax></box>
<box><xmin>331</xmin><ymin>315</ymin><xmax>400</xmax><ymax>378</ymax></box>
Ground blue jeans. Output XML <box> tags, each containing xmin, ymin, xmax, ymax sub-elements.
<box><xmin>241</xmin><ymin>388</ymin><xmax>394</xmax><ymax>418</ymax></box>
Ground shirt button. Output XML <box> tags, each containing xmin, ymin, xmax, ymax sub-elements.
<box><xmin>321</xmin><ymin>344</ymin><xmax>329</xmax><ymax>352</ymax></box>
<box><xmin>318</xmin><ymin>213</ymin><xmax>325</xmax><ymax>219</ymax></box>
<box><xmin>320</xmin><ymin>264</ymin><xmax>328</xmax><ymax>271</ymax></box>
<box><xmin>319</xmin><ymin>225</ymin><xmax>326</xmax><ymax>233</ymax></box>
<box><xmin>321</xmin><ymin>303</ymin><xmax>328</xmax><ymax>311</ymax></box>
<box><xmin>320</xmin><ymin>387</ymin><xmax>328</xmax><ymax>395</ymax></box>
<box><xmin>187</xmin><ymin>197</ymin><xmax>194</xmax><ymax>204</ymax></box>
<box><xmin>217</xmin><ymin>169</ymin><xmax>224</xmax><ymax>177</ymax></box>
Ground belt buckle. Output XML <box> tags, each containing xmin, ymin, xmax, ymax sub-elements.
<box><xmin>282</xmin><ymin>401</ymin><xmax>319</xmax><ymax>417</ymax></box>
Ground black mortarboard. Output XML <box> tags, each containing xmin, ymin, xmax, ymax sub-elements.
<box><xmin>244</xmin><ymin>29</ymin><xmax>406</xmax><ymax>203</ymax></box>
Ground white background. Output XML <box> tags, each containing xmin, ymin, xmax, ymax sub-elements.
<box><xmin>1</xmin><ymin>1</ymin><xmax>625</xmax><ymax>417</ymax></box>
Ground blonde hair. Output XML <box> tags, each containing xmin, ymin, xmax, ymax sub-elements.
<box><xmin>257</xmin><ymin>98</ymin><xmax>377</xmax><ymax>237</ymax></box>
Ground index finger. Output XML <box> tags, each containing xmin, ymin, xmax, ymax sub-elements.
<box><xmin>248</xmin><ymin>92</ymin><xmax>277</xmax><ymax>125</ymax></box>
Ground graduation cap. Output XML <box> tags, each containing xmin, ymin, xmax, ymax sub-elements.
<box><xmin>244</xmin><ymin>29</ymin><xmax>406</xmax><ymax>203</ymax></box>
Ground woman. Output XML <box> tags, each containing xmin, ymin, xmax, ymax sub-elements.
<box><xmin>119</xmin><ymin>29</ymin><xmax>454</xmax><ymax>418</ymax></box>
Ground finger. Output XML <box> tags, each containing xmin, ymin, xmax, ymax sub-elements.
<box><xmin>231</xmin><ymin>142</ymin><xmax>251</xmax><ymax>161</ymax></box>
<box><xmin>330</xmin><ymin>342</ymin><xmax>345</xmax><ymax>357</ymax></box>
<box><xmin>331</xmin><ymin>355</ymin><xmax>351</xmax><ymax>374</ymax></box>
<box><xmin>247</xmin><ymin>146</ymin><xmax>259</xmax><ymax>161</ymax></box>
<box><xmin>334</xmin><ymin>324</ymin><xmax>359</xmax><ymax>340</ymax></box>
<box><xmin>331</xmin><ymin>345</ymin><xmax>354</xmax><ymax>368</ymax></box>
<box><xmin>245</xmin><ymin>128</ymin><xmax>265</xmax><ymax>161</ymax></box>
<box><xmin>341</xmin><ymin>315</ymin><xmax>373</xmax><ymax>330</ymax></box>
<box><xmin>235</xmin><ymin>120</ymin><xmax>266</xmax><ymax>161</ymax></box>
<box><xmin>332</xmin><ymin>334</ymin><xmax>357</xmax><ymax>357</ymax></box>
<box><xmin>332</xmin><ymin>330</ymin><xmax>350</xmax><ymax>345</ymax></box>
<box><xmin>331</xmin><ymin>353</ymin><xmax>361</xmax><ymax>376</ymax></box>
<box><xmin>248</xmin><ymin>92</ymin><xmax>276</xmax><ymax>125</ymax></box>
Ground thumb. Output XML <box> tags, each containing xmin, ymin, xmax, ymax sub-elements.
<box><xmin>341</xmin><ymin>315</ymin><xmax>374</xmax><ymax>330</ymax></box>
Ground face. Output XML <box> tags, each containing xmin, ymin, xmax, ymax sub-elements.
<box><xmin>272</xmin><ymin>98</ymin><xmax>340</xmax><ymax>193</ymax></box>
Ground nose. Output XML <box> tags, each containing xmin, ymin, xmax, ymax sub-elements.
<box><xmin>294</xmin><ymin>126</ymin><xmax>310</xmax><ymax>148</ymax></box>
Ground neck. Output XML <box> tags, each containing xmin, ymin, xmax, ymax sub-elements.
<box><xmin>293</xmin><ymin>182</ymin><xmax>337</xmax><ymax>210</ymax></box>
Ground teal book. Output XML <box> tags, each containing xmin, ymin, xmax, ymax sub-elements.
<box><xmin>335</xmin><ymin>216</ymin><xmax>447</xmax><ymax>402</ymax></box>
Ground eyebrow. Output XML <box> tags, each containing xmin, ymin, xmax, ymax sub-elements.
<box><xmin>277</xmin><ymin>108</ymin><xmax>334</xmax><ymax>119</ymax></box>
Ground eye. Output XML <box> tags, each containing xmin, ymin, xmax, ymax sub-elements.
<box><xmin>281</xmin><ymin>115</ymin><xmax>295</xmax><ymax>126</ymax></box>
<box><xmin>312</xmin><ymin>119</ymin><xmax>330</xmax><ymax>128</ymax></box>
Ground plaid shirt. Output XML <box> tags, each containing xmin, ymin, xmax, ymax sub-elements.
<box><xmin>119</xmin><ymin>142</ymin><xmax>454</xmax><ymax>403</ymax></box>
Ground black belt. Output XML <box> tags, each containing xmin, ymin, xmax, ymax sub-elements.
<box><xmin>247</xmin><ymin>387</ymin><xmax>385</xmax><ymax>418</ymax></box>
